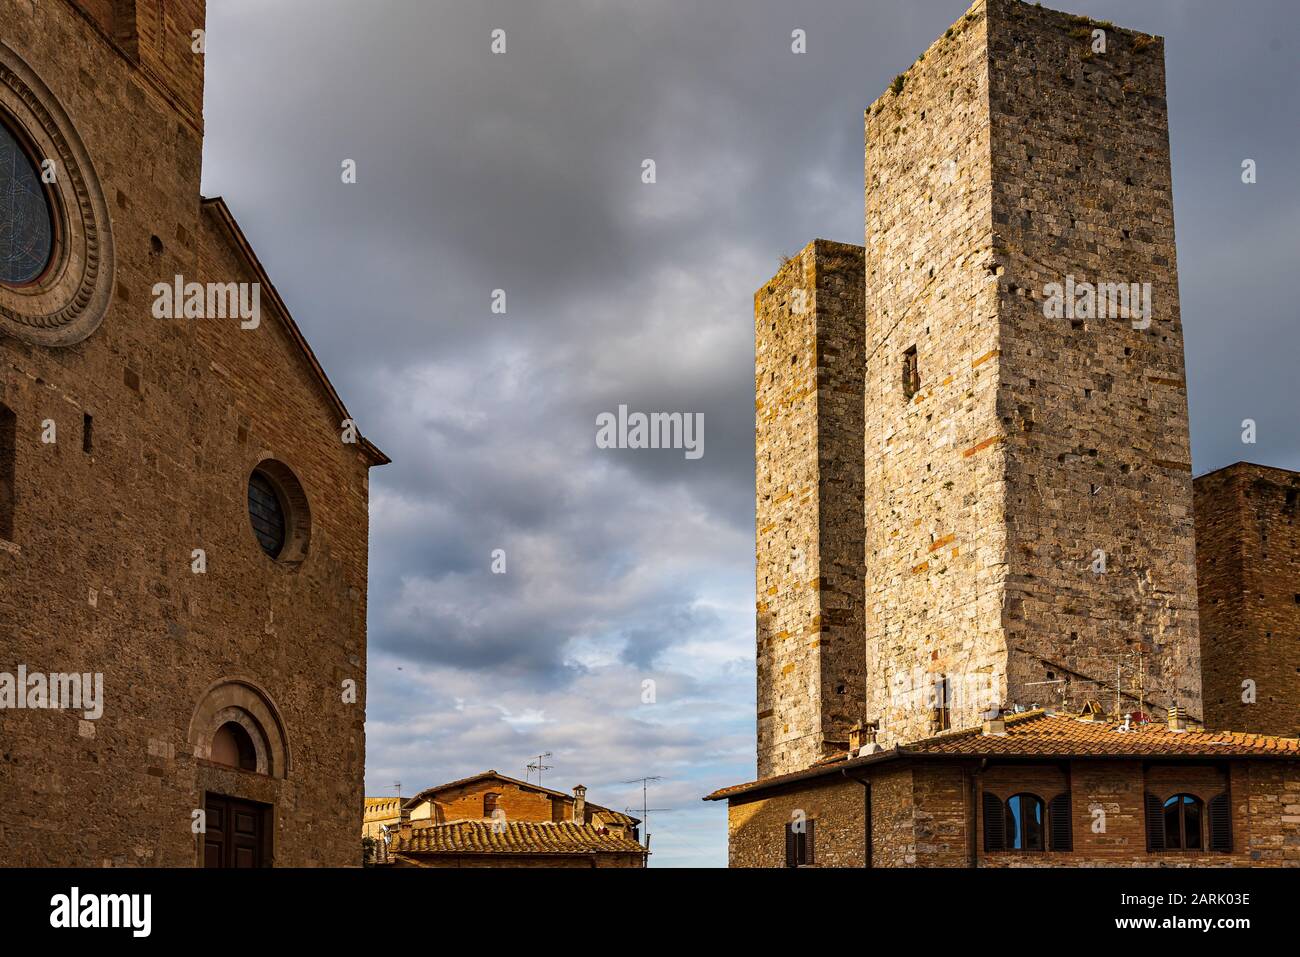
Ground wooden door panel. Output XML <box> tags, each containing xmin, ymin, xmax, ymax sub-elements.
<box><xmin>204</xmin><ymin>793</ymin><xmax>269</xmax><ymax>868</ymax></box>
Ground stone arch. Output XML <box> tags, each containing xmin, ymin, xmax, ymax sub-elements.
<box><xmin>189</xmin><ymin>678</ymin><xmax>290</xmax><ymax>779</ymax></box>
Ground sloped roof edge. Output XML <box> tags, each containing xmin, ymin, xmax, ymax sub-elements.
<box><xmin>200</xmin><ymin>196</ymin><xmax>390</xmax><ymax>467</ymax></box>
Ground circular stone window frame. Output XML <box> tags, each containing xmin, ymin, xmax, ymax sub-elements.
<box><xmin>0</xmin><ymin>41</ymin><xmax>115</xmax><ymax>347</ymax></box>
<box><xmin>247</xmin><ymin>458</ymin><xmax>312</xmax><ymax>567</ymax></box>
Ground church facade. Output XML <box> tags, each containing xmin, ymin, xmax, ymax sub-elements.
<box><xmin>713</xmin><ymin>0</ymin><xmax>1300</xmax><ymax>867</ymax></box>
<box><xmin>0</xmin><ymin>0</ymin><xmax>386</xmax><ymax>866</ymax></box>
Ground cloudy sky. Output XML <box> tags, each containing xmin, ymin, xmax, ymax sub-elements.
<box><xmin>197</xmin><ymin>0</ymin><xmax>1299</xmax><ymax>866</ymax></box>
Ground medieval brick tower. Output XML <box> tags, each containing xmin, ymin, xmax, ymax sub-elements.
<box><xmin>756</xmin><ymin>0</ymin><xmax>1204</xmax><ymax>772</ymax></box>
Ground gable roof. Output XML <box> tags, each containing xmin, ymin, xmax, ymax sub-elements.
<box><xmin>704</xmin><ymin>710</ymin><xmax>1300</xmax><ymax>802</ymax></box>
<box><xmin>400</xmin><ymin>770</ymin><xmax>639</xmax><ymax>826</ymax></box>
<box><xmin>200</xmin><ymin>197</ymin><xmax>390</xmax><ymax>468</ymax></box>
<box><xmin>389</xmin><ymin>820</ymin><xmax>647</xmax><ymax>858</ymax></box>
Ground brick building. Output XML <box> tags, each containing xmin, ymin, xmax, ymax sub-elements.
<box><xmin>720</xmin><ymin>0</ymin><xmax>1300</xmax><ymax>866</ymax></box>
<box><xmin>0</xmin><ymin>0</ymin><xmax>386</xmax><ymax>866</ymax></box>
<box><xmin>365</xmin><ymin>772</ymin><xmax>647</xmax><ymax>867</ymax></box>
<box><xmin>708</xmin><ymin>710</ymin><xmax>1300</xmax><ymax>867</ymax></box>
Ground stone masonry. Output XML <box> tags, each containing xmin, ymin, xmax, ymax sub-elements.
<box><xmin>755</xmin><ymin>240</ymin><xmax>865</xmax><ymax>777</ymax></box>
<box><xmin>862</xmin><ymin>0</ymin><xmax>1201</xmax><ymax>744</ymax></box>
<box><xmin>0</xmin><ymin>0</ymin><xmax>385</xmax><ymax>865</ymax></box>
<box><xmin>1194</xmin><ymin>463</ymin><xmax>1300</xmax><ymax>737</ymax></box>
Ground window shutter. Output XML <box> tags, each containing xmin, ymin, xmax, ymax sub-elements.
<box><xmin>784</xmin><ymin>824</ymin><xmax>796</xmax><ymax>867</ymax></box>
<box><xmin>806</xmin><ymin>820</ymin><xmax>816</xmax><ymax>865</ymax></box>
<box><xmin>982</xmin><ymin>792</ymin><xmax>1005</xmax><ymax>852</ymax></box>
<box><xmin>1208</xmin><ymin>792</ymin><xmax>1232</xmax><ymax>852</ymax></box>
<box><xmin>1049</xmin><ymin>791</ymin><xmax>1073</xmax><ymax>851</ymax></box>
<box><xmin>1144</xmin><ymin>793</ymin><xmax>1166</xmax><ymax>852</ymax></box>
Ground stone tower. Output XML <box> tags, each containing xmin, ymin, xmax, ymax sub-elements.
<box><xmin>863</xmin><ymin>0</ymin><xmax>1201</xmax><ymax>744</ymax></box>
<box><xmin>754</xmin><ymin>240</ymin><xmax>865</xmax><ymax>777</ymax></box>
<box><xmin>1194</xmin><ymin>463</ymin><xmax>1300</xmax><ymax>737</ymax></box>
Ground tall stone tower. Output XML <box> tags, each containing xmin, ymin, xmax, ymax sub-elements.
<box><xmin>754</xmin><ymin>240</ymin><xmax>865</xmax><ymax>777</ymax></box>
<box><xmin>863</xmin><ymin>0</ymin><xmax>1201</xmax><ymax>744</ymax></box>
<box><xmin>1194</xmin><ymin>463</ymin><xmax>1300</xmax><ymax>737</ymax></box>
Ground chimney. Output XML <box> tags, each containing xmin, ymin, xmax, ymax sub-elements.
<box><xmin>1167</xmin><ymin>706</ymin><xmax>1189</xmax><ymax>732</ymax></box>
<box><xmin>571</xmin><ymin>785</ymin><xmax>587</xmax><ymax>823</ymax></box>
<box><xmin>982</xmin><ymin>711</ymin><xmax>1006</xmax><ymax>736</ymax></box>
<box><xmin>398</xmin><ymin>804</ymin><xmax>412</xmax><ymax>839</ymax></box>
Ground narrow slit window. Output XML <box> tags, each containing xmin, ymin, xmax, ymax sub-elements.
<box><xmin>82</xmin><ymin>413</ymin><xmax>93</xmax><ymax>454</ymax></box>
<box><xmin>902</xmin><ymin>346</ymin><xmax>920</xmax><ymax>401</ymax></box>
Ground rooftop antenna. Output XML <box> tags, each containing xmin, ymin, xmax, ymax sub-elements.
<box><xmin>623</xmin><ymin>776</ymin><xmax>672</xmax><ymax>851</ymax></box>
<box><xmin>1025</xmin><ymin>678</ymin><xmax>1067</xmax><ymax>712</ymax></box>
<box><xmin>526</xmin><ymin>752</ymin><xmax>553</xmax><ymax>787</ymax></box>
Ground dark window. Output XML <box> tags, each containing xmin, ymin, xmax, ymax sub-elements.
<box><xmin>0</xmin><ymin>403</ymin><xmax>14</xmax><ymax>540</ymax></box>
<box><xmin>210</xmin><ymin>721</ymin><xmax>257</xmax><ymax>771</ymax></box>
<box><xmin>902</xmin><ymin>346</ymin><xmax>920</xmax><ymax>401</ymax></box>
<box><xmin>784</xmin><ymin>819</ymin><xmax>815</xmax><ymax>867</ymax></box>
<box><xmin>1162</xmin><ymin>794</ymin><xmax>1203</xmax><ymax>850</ymax></box>
<box><xmin>1005</xmin><ymin>793</ymin><xmax>1045</xmax><ymax>850</ymax></box>
<box><xmin>0</xmin><ymin>117</ymin><xmax>54</xmax><ymax>285</ymax></box>
<box><xmin>931</xmin><ymin>674</ymin><xmax>951</xmax><ymax>731</ymax></box>
<box><xmin>483</xmin><ymin>792</ymin><xmax>500</xmax><ymax>817</ymax></box>
<box><xmin>248</xmin><ymin>470</ymin><xmax>286</xmax><ymax>558</ymax></box>
<box><xmin>82</xmin><ymin>413</ymin><xmax>93</xmax><ymax>454</ymax></box>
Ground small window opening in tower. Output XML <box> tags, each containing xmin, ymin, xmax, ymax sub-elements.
<box><xmin>902</xmin><ymin>346</ymin><xmax>920</xmax><ymax>401</ymax></box>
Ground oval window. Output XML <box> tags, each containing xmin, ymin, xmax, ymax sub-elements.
<box><xmin>248</xmin><ymin>469</ymin><xmax>287</xmax><ymax>558</ymax></box>
<box><xmin>0</xmin><ymin>118</ymin><xmax>54</xmax><ymax>285</ymax></box>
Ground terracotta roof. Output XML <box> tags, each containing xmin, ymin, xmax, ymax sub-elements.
<box><xmin>704</xmin><ymin>711</ymin><xmax>1300</xmax><ymax>802</ymax></box>
<box><xmin>389</xmin><ymin>821</ymin><xmax>647</xmax><ymax>857</ymax></box>
<box><xmin>904</xmin><ymin>710</ymin><xmax>1300</xmax><ymax>758</ymax></box>
<box><xmin>401</xmin><ymin>770</ymin><xmax>639</xmax><ymax>826</ymax></box>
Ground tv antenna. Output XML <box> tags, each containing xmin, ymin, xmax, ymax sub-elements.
<box><xmin>526</xmin><ymin>752</ymin><xmax>553</xmax><ymax>786</ymax></box>
<box><xmin>623</xmin><ymin>776</ymin><xmax>672</xmax><ymax>851</ymax></box>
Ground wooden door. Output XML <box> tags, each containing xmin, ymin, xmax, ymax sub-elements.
<box><xmin>204</xmin><ymin>793</ymin><xmax>270</xmax><ymax>868</ymax></box>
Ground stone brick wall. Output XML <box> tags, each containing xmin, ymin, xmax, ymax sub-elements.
<box><xmin>755</xmin><ymin>240</ymin><xmax>865</xmax><ymax>777</ymax></box>
<box><xmin>726</xmin><ymin>757</ymin><xmax>1300</xmax><ymax>868</ymax></box>
<box><xmin>860</xmin><ymin>0</ymin><xmax>1201</xmax><ymax>745</ymax></box>
<box><xmin>68</xmin><ymin>0</ymin><xmax>206</xmax><ymax>131</ymax></box>
<box><xmin>726</xmin><ymin>775</ymin><xmax>867</xmax><ymax>868</ymax></box>
<box><xmin>0</xmin><ymin>0</ymin><xmax>375</xmax><ymax>866</ymax></box>
<box><xmin>1195</xmin><ymin>463</ymin><xmax>1300</xmax><ymax>736</ymax></box>
<box><xmin>863</xmin><ymin>1</ymin><xmax>1005</xmax><ymax>745</ymax></box>
<box><xmin>987</xmin><ymin>0</ymin><xmax>1202</xmax><ymax>721</ymax></box>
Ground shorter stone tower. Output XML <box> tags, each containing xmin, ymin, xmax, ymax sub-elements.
<box><xmin>754</xmin><ymin>240</ymin><xmax>865</xmax><ymax>778</ymax></box>
<box><xmin>1194</xmin><ymin>463</ymin><xmax>1300</xmax><ymax>737</ymax></box>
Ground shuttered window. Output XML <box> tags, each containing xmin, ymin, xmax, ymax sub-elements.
<box><xmin>1145</xmin><ymin>793</ymin><xmax>1166</xmax><ymax>851</ymax></box>
<box><xmin>1148</xmin><ymin>792</ymin><xmax>1214</xmax><ymax>851</ymax></box>
<box><xmin>985</xmin><ymin>790</ymin><xmax>1070</xmax><ymax>852</ymax></box>
<box><xmin>784</xmin><ymin>819</ymin><xmax>815</xmax><ymax>867</ymax></box>
<box><xmin>1048</xmin><ymin>791</ymin><xmax>1073</xmax><ymax>851</ymax></box>
<box><xmin>1208</xmin><ymin>792</ymin><xmax>1232</xmax><ymax>852</ymax></box>
<box><xmin>982</xmin><ymin>792</ymin><xmax>1006</xmax><ymax>852</ymax></box>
